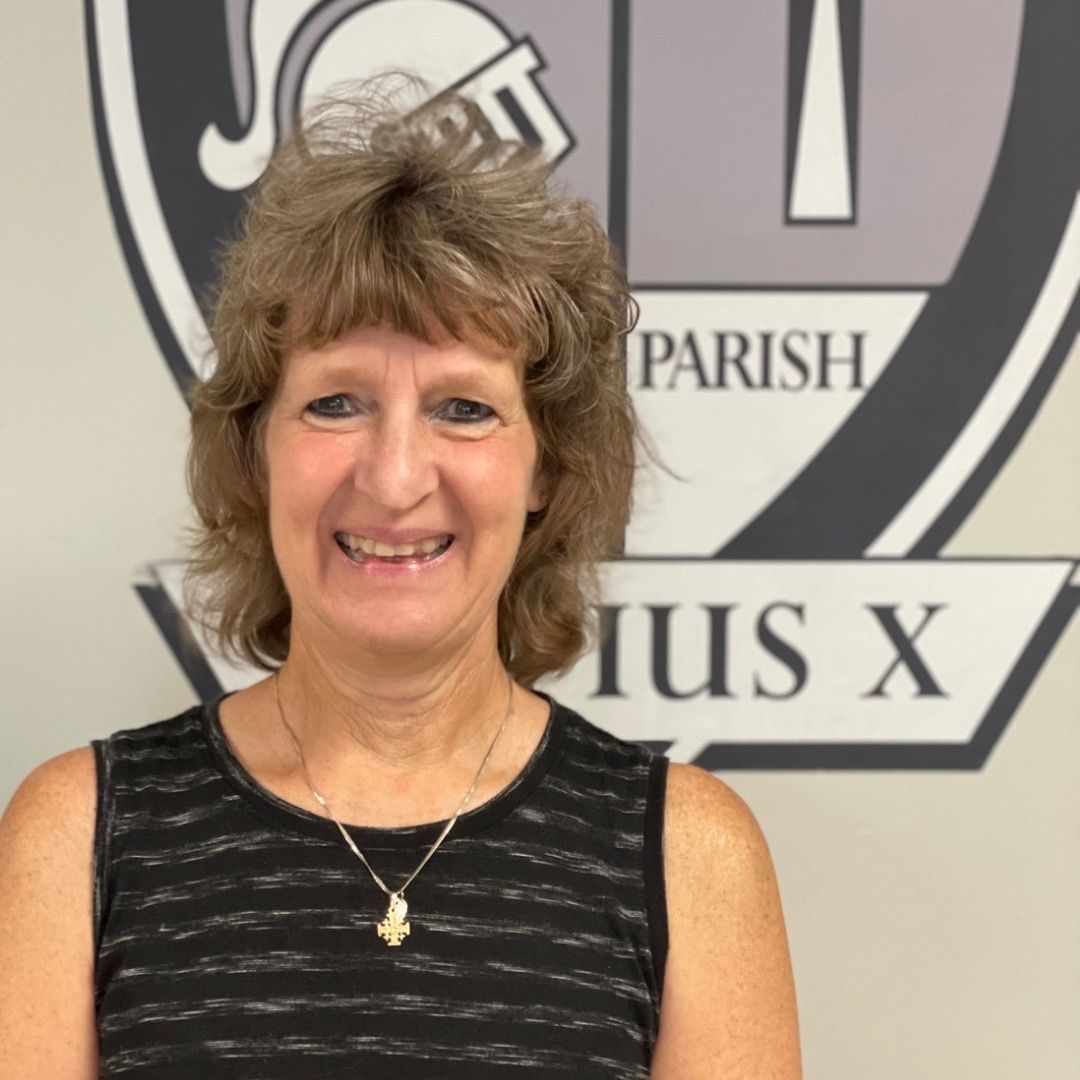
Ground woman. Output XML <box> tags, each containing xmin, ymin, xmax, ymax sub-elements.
<box><xmin>0</xmin><ymin>85</ymin><xmax>801</xmax><ymax>1077</ymax></box>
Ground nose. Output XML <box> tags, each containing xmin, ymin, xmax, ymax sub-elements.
<box><xmin>352</xmin><ymin>409</ymin><xmax>439</xmax><ymax>512</ymax></box>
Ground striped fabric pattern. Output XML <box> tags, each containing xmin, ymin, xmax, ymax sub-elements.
<box><xmin>91</xmin><ymin>693</ymin><xmax>669</xmax><ymax>1078</ymax></box>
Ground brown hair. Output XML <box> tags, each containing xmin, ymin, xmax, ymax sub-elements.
<box><xmin>183</xmin><ymin>79</ymin><xmax>640</xmax><ymax>686</ymax></box>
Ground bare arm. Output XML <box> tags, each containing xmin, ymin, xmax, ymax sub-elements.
<box><xmin>0</xmin><ymin>747</ymin><xmax>100</xmax><ymax>1078</ymax></box>
<box><xmin>651</xmin><ymin>763</ymin><xmax>802</xmax><ymax>1079</ymax></box>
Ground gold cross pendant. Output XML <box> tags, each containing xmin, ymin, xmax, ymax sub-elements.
<box><xmin>377</xmin><ymin>893</ymin><xmax>411</xmax><ymax>947</ymax></box>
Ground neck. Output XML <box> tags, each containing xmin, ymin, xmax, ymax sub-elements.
<box><xmin>273</xmin><ymin>620</ymin><xmax>512</xmax><ymax>779</ymax></box>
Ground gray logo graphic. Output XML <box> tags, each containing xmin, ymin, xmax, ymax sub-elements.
<box><xmin>88</xmin><ymin>0</ymin><xmax>1080</xmax><ymax>768</ymax></box>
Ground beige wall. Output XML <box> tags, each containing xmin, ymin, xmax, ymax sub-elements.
<box><xmin>2</xmin><ymin>7</ymin><xmax>1077</xmax><ymax>1078</ymax></box>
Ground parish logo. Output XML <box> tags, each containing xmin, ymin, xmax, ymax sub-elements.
<box><xmin>88</xmin><ymin>0</ymin><xmax>1080</xmax><ymax>768</ymax></box>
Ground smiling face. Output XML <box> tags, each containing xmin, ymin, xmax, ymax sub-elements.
<box><xmin>262</xmin><ymin>322</ymin><xmax>544</xmax><ymax>664</ymax></box>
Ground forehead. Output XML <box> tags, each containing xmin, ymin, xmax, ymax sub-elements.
<box><xmin>282</xmin><ymin>322</ymin><xmax>526</xmax><ymax>383</ymax></box>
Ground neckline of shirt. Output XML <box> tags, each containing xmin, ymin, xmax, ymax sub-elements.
<box><xmin>201</xmin><ymin>688</ymin><xmax>566</xmax><ymax>848</ymax></box>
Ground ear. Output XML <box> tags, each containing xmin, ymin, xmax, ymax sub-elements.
<box><xmin>527</xmin><ymin>466</ymin><xmax>548</xmax><ymax>514</ymax></box>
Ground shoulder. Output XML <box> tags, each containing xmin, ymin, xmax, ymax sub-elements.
<box><xmin>87</xmin><ymin>705</ymin><xmax>208</xmax><ymax>780</ymax></box>
<box><xmin>660</xmin><ymin>763</ymin><xmax>782</xmax><ymax>943</ymax></box>
<box><xmin>1</xmin><ymin>745</ymin><xmax>98</xmax><ymax>838</ymax></box>
<box><xmin>102</xmin><ymin>703</ymin><xmax>207</xmax><ymax>751</ymax></box>
<box><xmin>0</xmin><ymin>747</ymin><xmax>100</xmax><ymax>904</ymax></box>
<box><xmin>0</xmin><ymin>748</ymin><xmax>99</xmax><ymax>1074</ymax></box>
<box><xmin>552</xmin><ymin>700</ymin><xmax>655</xmax><ymax>772</ymax></box>
<box><xmin>663</xmin><ymin>761</ymin><xmax>769</xmax><ymax>865</ymax></box>
<box><xmin>652</xmin><ymin>763</ymin><xmax>803</xmax><ymax>1078</ymax></box>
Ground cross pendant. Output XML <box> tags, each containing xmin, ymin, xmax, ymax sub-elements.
<box><xmin>377</xmin><ymin>892</ymin><xmax>411</xmax><ymax>947</ymax></box>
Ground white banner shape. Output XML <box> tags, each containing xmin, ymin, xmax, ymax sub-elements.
<box><xmin>137</xmin><ymin>557</ymin><xmax>1079</xmax><ymax>770</ymax></box>
<box><xmin>540</xmin><ymin>558</ymin><xmax>1080</xmax><ymax>763</ymax></box>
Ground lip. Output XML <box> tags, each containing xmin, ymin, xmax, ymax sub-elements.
<box><xmin>332</xmin><ymin>532</ymin><xmax>456</xmax><ymax>577</ymax></box>
<box><xmin>334</xmin><ymin>526</ymin><xmax>455</xmax><ymax>544</ymax></box>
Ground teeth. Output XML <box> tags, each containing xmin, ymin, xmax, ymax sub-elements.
<box><xmin>338</xmin><ymin>533</ymin><xmax>450</xmax><ymax>559</ymax></box>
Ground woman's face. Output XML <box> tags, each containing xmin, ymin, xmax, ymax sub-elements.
<box><xmin>263</xmin><ymin>321</ymin><xmax>544</xmax><ymax>661</ymax></box>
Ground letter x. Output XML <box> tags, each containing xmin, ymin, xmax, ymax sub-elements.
<box><xmin>862</xmin><ymin>604</ymin><xmax>947</xmax><ymax>698</ymax></box>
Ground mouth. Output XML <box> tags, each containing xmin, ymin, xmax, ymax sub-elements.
<box><xmin>333</xmin><ymin>531</ymin><xmax>454</xmax><ymax>566</ymax></box>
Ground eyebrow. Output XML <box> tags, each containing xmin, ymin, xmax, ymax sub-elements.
<box><xmin>293</xmin><ymin>358</ymin><xmax>518</xmax><ymax>393</ymax></box>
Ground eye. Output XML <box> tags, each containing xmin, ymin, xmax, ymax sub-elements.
<box><xmin>438</xmin><ymin>398</ymin><xmax>496</xmax><ymax>424</ymax></box>
<box><xmin>305</xmin><ymin>394</ymin><xmax>355</xmax><ymax>418</ymax></box>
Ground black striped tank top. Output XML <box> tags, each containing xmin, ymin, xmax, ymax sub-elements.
<box><xmin>91</xmin><ymin>691</ymin><xmax>669</xmax><ymax>1078</ymax></box>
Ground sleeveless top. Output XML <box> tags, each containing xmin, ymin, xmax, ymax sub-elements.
<box><xmin>91</xmin><ymin>692</ymin><xmax>669</xmax><ymax>1079</ymax></box>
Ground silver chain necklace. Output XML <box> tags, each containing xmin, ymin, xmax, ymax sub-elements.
<box><xmin>272</xmin><ymin>670</ymin><xmax>514</xmax><ymax>947</ymax></box>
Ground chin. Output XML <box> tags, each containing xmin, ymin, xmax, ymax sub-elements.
<box><xmin>340</xmin><ymin>605</ymin><xmax>459</xmax><ymax>657</ymax></box>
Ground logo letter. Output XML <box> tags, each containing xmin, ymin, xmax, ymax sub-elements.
<box><xmin>862</xmin><ymin>603</ymin><xmax>947</xmax><ymax>698</ymax></box>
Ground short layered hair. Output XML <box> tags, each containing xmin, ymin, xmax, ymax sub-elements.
<box><xmin>183</xmin><ymin>80</ymin><xmax>640</xmax><ymax>686</ymax></box>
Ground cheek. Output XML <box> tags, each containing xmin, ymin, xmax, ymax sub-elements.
<box><xmin>453</xmin><ymin>437</ymin><xmax>537</xmax><ymax>517</ymax></box>
<box><xmin>268</xmin><ymin>435</ymin><xmax>353</xmax><ymax>526</ymax></box>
